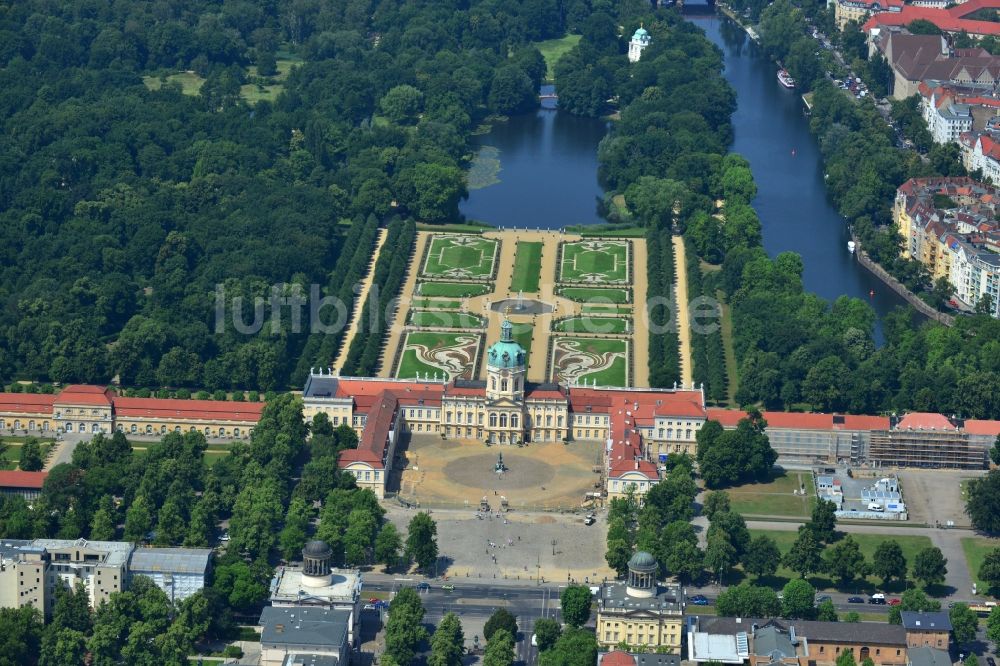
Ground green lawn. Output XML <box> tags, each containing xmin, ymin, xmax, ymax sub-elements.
<box><xmin>422</xmin><ymin>236</ymin><xmax>497</xmax><ymax>279</ymax></box>
<box><xmin>559</xmin><ymin>287</ymin><xmax>629</xmax><ymax>304</ymax></box>
<box><xmin>718</xmin><ymin>295</ymin><xmax>739</xmax><ymax>405</ymax></box>
<box><xmin>418</xmin><ymin>282</ymin><xmax>492</xmax><ymax>298</ymax></box>
<box><xmin>411</xmin><ymin>298</ymin><xmax>463</xmax><ymax>309</ymax></box>
<box><xmin>727</xmin><ymin>470</ymin><xmax>815</xmax><ymax>518</ymax></box>
<box><xmin>552</xmin><ymin>337</ymin><xmax>628</xmax><ymax>387</ymax></box>
<box><xmin>510</xmin><ymin>242</ymin><xmax>544</xmax><ymax>293</ymax></box>
<box><xmin>962</xmin><ymin>537</ymin><xmax>1000</xmax><ymax>593</ymax></box>
<box><xmin>512</xmin><ymin>322</ymin><xmax>533</xmax><ymax>360</ymax></box>
<box><xmin>240</xmin><ymin>83</ymin><xmax>283</xmax><ymax>103</ymax></box>
<box><xmin>409</xmin><ymin>311</ymin><xmax>485</xmax><ymax>328</ymax></box>
<box><xmin>560</xmin><ymin>240</ymin><xmax>629</xmax><ymax>283</ymax></box>
<box><xmin>581</xmin><ymin>304</ymin><xmax>629</xmax><ymax>314</ymax></box>
<box><xmin>0</xmin><ymin>441</ymin><xmax>53</xmax><ymax>470</ymax></box>
<box><xmin>553</xmin><ymin>316</ymin><xmax>629</xmax><ymax>334</ymax></box>
<box><xmin>143</xmin><ymin>71</ymin><xmax>205</xmax><ymax>95</ymax></box>
<box><xmin>747</xmin><ymin>529</ymin><xmax>934</xmax><ymax>593</ymax></box>
<box><xmin>396</xmin><ymin>331</ymin><xmax>481</xmax><ymax>380</ymax></box>
<box><xmin>534</xmin><ymin>34</ymin><xmax>582</xmax><ymax>81</ymax></box>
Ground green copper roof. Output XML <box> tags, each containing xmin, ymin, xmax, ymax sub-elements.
<box><xmin>487</xmin><ymin>318</ymin><xmax>526</xmax><ymax>369</ymax></box>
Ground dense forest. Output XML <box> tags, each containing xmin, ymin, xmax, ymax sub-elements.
<box><xmin>0</xmin><ymin>0</ymin><xmax>582</xmax><ymax>392</ymax></box>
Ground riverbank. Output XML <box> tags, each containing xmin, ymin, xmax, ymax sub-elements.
<box><xmin>853</xmin><ymin>242</ymin><xmax>955</xmax><ymax>326</ymax></box>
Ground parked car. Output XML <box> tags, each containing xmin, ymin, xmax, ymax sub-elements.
<box><xmin>689</xmin><ymin>594</ymin><xmax>709</xmax><ymax>606</ymax></box>
<box><xmin>441</xmin><ymin>584</ymin><xmax>455</xmax><ymax>591</ymax></box>
<box><xmin>417</xmin><ymin>582</ymin><xmax>430</xmax><ymax>591</ymax></box>
<box><xmin>888</xmin><ymin>598</ymin><xmax>902</xmax><ymax>606</ymax></box>
<box><xmin>219</xmin><ymin>532</ymin><xmax>230</xmax><ymax>542</ymax></box>
<box><xmin>815</xmin><ymin>595</ymin><xmax>832</xmax><ymax>604</ymax></box>
<box><xmin>869</xmin><ymin>594</ymin><xmax>886</xmax><ymax>605</ymax></box>
<box><xmin>583</xmin><ymin>516</ymin><xmax>595</xmax><ymax>526</ymax></box>
<box><xmin>369</xmin><ymin>597</ymin><xmax>379</xmax><ymax>604</ymax></box>
<box><xmin>363</xmin><ymin>604</ymin><xmax>376</xmax><ymax>611</ymax></box>
<box><xmin>847</xmin><ymin>596</ymin><xmax>865</xmax><ymax>604</ymax></box>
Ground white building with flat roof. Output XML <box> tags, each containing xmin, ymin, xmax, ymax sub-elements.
<box><xmin>129</xmin><ymin>547</ymin><xmax>212</xmax><ymax>604</ymax></box>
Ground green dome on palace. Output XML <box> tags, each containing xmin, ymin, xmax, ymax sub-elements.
<box><xmin>488</xmin><ymin>319</ymin><xmax>526</xmax><ymax>369</ymax></box>
<box><xmin>632</xmin><ymin>26</ymin><xmax>649</xmax><ymax>39</ymax></box>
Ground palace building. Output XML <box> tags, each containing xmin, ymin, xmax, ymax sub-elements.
<box><xmin>302</xmin><ymin>315</ymin><xmax>707</xmax><ymax>499</ymax></box>
<box><xmin>596</xmin><ymin>551</ymin><xmax>685</xmax><ymax>653</ymax></box>
<box><xmin>0</xmin><ymin>385</ymin><xmax>264</xmax><ymax>440</ymax></box>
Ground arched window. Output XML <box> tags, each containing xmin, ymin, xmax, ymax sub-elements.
<box><xmin>13</xmin><ymin>420</ymin><xmax>20</xmax><ymax>430</ymax></box>
<box><xmin>160</xmin><ymin>425</ymin><xmax>167</xmax><ymax>434</ymax></box>
<box><xmin>79</xmin><ymin>423</ymin><xmax>86</xmax><ymax>433</ymax></box>
<box><xmin>174</xmin><ymin>426</ymin><xmax>181</xmax><ymax>432</ymax></box>
<box><xmin>204</xmin><ymin>427</ymin><xmax>211</xmax><ymax>435</ymax></box>
<box><xmin>501</xmin><ymin>379</ymin><xmax>508</xmax><ymax>392</ymax></box>
<box><xmin>511</xmin><ymin>414</ymin><xmax>519</xmax><ymax>428</ymax></box>
<box><xmin>65</xmin><ymin>423</ymin><xmax>72</xmax><ymax>433</ymax></box>
<box><xmin>28</xmin><ymin>421</ymin><xmax>35</xmax><ymax>431</ymax></box>
<box><xmin>685</xmin><ymin>429</ymin><xmax>692</xmax><ymax>439</ymax></box>
<box><xmin>130</xmin><ymin>424</ymin><xmax>137</xmax><ymax>433</ymax></box>
<box><xmin>489</xmin><ymin>413</ymin><xmax>498</xmax><ymax>427</ymax></box>
<box><xmin>500</xmin><ymin>414</ymin><xmax>508</xmax><ymax>428</ymax></box>
<box><xmin>42</xmin><ymin>422</ymin><xmax>49</xmax><ymax>432</ymax></box>
<box><xmin>515</xmin><ymin>377</ymin><xmax>521</xmax><ymax>391</ymax></box>
<box><xmin>234</xmin><ymin>427</ymin><xmax>241</xmax><ymax>437</ymax></box>
<box><xmin>190</xmin><ymin>426</ymin><xmax>196</xmax><ymax>432</ymax></box>
<box><xmin>145</xmin><ymin>425</ymin><xmax>153</xmax><ymax>434</ymax></box>
<box><xmin>0</xmin><ymin>420</ymin><xmax>5</xmax><ymax>430</ymax></box>
<box><xmin>92</xmin><ymin>424</ymin><xmax>100</xmax><ymax>433</ymax></box>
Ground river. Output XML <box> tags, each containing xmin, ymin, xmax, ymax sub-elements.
<box><xmin>689</xmin><ymin>12</ymin><xmax>906</xmax><ymax>337</ymax></box>
<box><xmin>461</xmin><ymin>20</ymin><xmax>905</xmax><ymax>337</ymax></box>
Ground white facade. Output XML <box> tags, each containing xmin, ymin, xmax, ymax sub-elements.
<box><xmin>922</xmin><ymin>93</ymin><xmax>973</xmax><ymax>144</ymax></box>
<box><xmin>628</xmin><ymin>26</ymin><xmax>651</xmax><ymax>63</ymax></box>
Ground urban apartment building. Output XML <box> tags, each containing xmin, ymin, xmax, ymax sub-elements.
<box><xmin>689</xmin><ymin>616</ymin><xmax>910</xmax><ymax>666</ymax></box>
<box><xmin>864</xmin><ymin>0</ymin><xmax>1000</xmax><ymax>46</ymax></box>
<box><xmin>0</xmin><ymin>538</ymin><xmax>211</xmax><ymax>618</ymax></box>
<box><xmin>835</xmin><ymin>0</ymin><xmax>902</xmax><ymax>30</ymax></box>
<box><xmin>894</xmin><ymin>177</ymin><xmax>1000</xmax><ymax>318</ymax></box>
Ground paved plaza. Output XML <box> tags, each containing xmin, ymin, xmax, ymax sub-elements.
<box><xmin>384</xmin><ymin>504</ymin><xmax>612</xmax><ymax>583</ymax></box>
<box><xmin>397</xmin><ymin>434</ymin><xmax>602</xmax><ymax>510</ymax></box>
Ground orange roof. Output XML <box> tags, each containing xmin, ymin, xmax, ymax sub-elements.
<box><xmin>763</xmin><ymin>412</ymin><xmax>835</xmax><ymax>430</ymax></box>
<box><xmin>601</xmin><ymin>652</ymin><xmax>637</xmax><ymax>666</ymax></box>
<box><xmin>0</xmin><ymin>470</ymin><xmax>47</xmax><ymax>489</ymax></box>
<box><xmin>707</xmin><ymin>409</ymin><xmax>891</xmax><ymax>431</ymax></box>
<box><xmin>964</xmin><ymin>419</ymin><xmax>1000</xmax><ymax>435</ymax></box>
<box><xmin>839</xmin><ymin>415</ymin><xmax>891</xmax><ymax>430</ymax></box>
<box><xmin>56</xmin><ymin>385</ymin><xmax>112</xmax><ymax>406</ymax></box>
<box><xmin>0</xmin><ymin>393</ymin><xmax>57</xmax><ymax>414</ymax></box>
<box><xmin>864</xmin><ymin>3</ymin><xmax>1000</xmax><ymax>36</ymax></box>
<box><xmin>113</xmin><ymin>397</ymin><xmax>265</xmax><ymax>422</ymax></box>
<box><xmin>897</xmin><ymin>412</ymin><xmax>955</xmax><ymax>430</ymax></box>
<box><xmin>706</xmin><ymin>408</ymin><xmax>747</xmax><ymax>427</ymax></box>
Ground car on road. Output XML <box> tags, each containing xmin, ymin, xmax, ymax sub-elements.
<box><xmin>369</xmin><ymin>597</ymin><xmax>379</xmax><ymax>604</ymax></box>
<box><xmin>888</xmin><ymin>598</ymin><xmax>901</xmax><ymax>606</ymax></box>
<box><xmin>583</xmin><ymin>515</ymin><xmax>595</xmax><ymax>526</ymax></box>
<box><xmin>531</xmin><ymin>634</ymin><xmax>538</xmax><ymax>647</ymax></box>
<box><xmin>847</xmin><ymin>596</ymin><xmax>865</xmax><ymax>604</ymax></box>
<box><xmin>689</xmin><ymin>594</ymin><xmax>709</xmax><ymax>605</ymax></box>
<box><xmin>441</xmin><ymin>584</ymin><xmax>455</xmax><ymax>591</ymax></box>
<box><xmin>219</xmin><ymin>532</ymin><xmax>230</xmax><ymax>542</ymax></box>
<box><xmin>363</xmin><ymin>604</ymin><xmax>376</xmax><ymax>610</ymax></box>
<box><xmin>869</xmin><ymin>594</ymin><xmax>886</xmax><ymax>605</ymax></box>
<box><xmin>417</xmin><ymin>582</ymin><xmax>430</xmax><ymax>591</ymax></box>
<box><xmin>815</xmin><ymin>595</ymin><xmax>832</xmax><ymax>604</ymax></box>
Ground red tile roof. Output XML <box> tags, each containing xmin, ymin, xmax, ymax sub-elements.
<box><xmin>600</xmin><ymin>651</ymin><xmax>637</xmax><ymax>666</ymax></box>
<box><xmin>0</xmin><ymin>471</ymin><xmax>47</xmax><ymax>490</ymax></box>
<box><xmin>56</xmin><ymin>385</ymin><xmax>113</xmax><ymax>406</ymax></box>
<box><xmin>113</xmin><ymin>397</ymin><xmax>265</xmax><ymax>422</ymax></box>
<box><xmin>839</xmin><ymin>415</ymin><xmax>891</xmax><ymax>430</ymax></box>
<box><xmin>897</xmin><ymin>412</ymin><xmax>956</xmax><ymax>430</ymax></box>
<box><xmin>864</xmin><ymin>3</ymin><xmax>1000</xmax><ymax>36</ymax></box>
<box><xmin>963</xmin><ymin>419</ymin><xmax>1000</xmax><ymax>436</ymax></box>
<box><xmin>706</xmin><ymin>408</ymin><xmax>747</xmax><ymax>427</ymax></box>
<box><xmin>0</xmin><ymin>393</ymin><xmax>57</xmax><ymax>414</ymax></box>
<box><xmin>707</xmin><ymin>409</ymin><xmax>890</xmax><ymax>432</ymax></box>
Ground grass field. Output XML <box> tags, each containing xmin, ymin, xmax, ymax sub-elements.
<box><xmin>962</xmin><ymin>537</ymin><xmax>1000</xmax><ymax>593</ymax></box>
<box><xmin>144</xmin><ymin>57</ymin><xmax>301</xmax><ymax>104</ymax></box>
<box><xmin>422</xmin><ymin>236</ymin><xmax>497</xmax><ymax>279</ymax></box>
<box><xmin>552</xmin><ymin>337</ymin><xmax>628</xmax><ymax>387</ymax></box>
<box><xmin>534</xmin><ymin>34</ymin><xmax>582</xmax><ymax>81</ymax></box>
<box><xmin>396</xmin><ymin>331</ymin><xmax>481</xmax><ymax>380</ymax></box>
<box><xmin>510</xmin><ymin>242</ymin><xmax>544</xmax><ymax>292</ymax></box>
<box><xmin>727</xmin><ymin>470</ymin><xmax>815</xmax><ymax>518</ymax></box>
<box><xmin>581</xmin><ymin>304</ymin><xmax>629</xmax><ymax>314</ymax></box>
<box><xmin>558</xmin><ymin>287</ymin><xmax>629</xmax><ymax>304</ymax></box>
<box><xmin>512</xmin><ymin>322</ymin><xmax>533</xmax><ymax>360</ymax></box>
<box><xmin>143</xmin><ymin>71</ymin><xmax>206</xmax><ymax>95</ymax></box>
<box><xmin>748</xmin><ymin>529</ymin><xmax>934</xmax><ymax>592</ymax></box>
<box><xmin>409</xmin><ymin>311</ymin><xmax>485</xmax><ymax>328</ymax></box>
<box><xmin>553</xmin><ymin>317</ymin><xmax>629</xmax><ymax>334</ymax></box>
<box><xmin>411</xmin><ymin>298</ymin><xmax>463</xmax><ymax>309</ymax></box>
<box><xmin>560</xmin><ymin>240</ymin><xmax>629</xmax><ymax>283</ymax></box>
<box><xmin>718</xmin><ymin>295</ymin><xmax>739</xmax><ymax>405</ymax></box>
<box><xmin>419</xmin><ymin>282</ymin><xmax>492</xmax><ymax>298</ymax></box>
<box><xmin>0</xmin><ymin>441</ymin><xmax>53</xmax><ymax>470</ymax></box>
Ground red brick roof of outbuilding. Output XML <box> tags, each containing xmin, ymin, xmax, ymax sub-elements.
<box><xmin>0</xmin><ymin>471</ymin><xmax>47</xmax><ymax>489</ymax></box>
<box><xmin>0</xmin><ymin>393</ymin><xmax>57</xmax><ymax>414</ymax></box>
<box><xmin>897</xmin><ymin>412</ymin><xmax>955</xmax><ymax>430</ymax></box>
<box><xmin>113</xmin><ymin>397</ymin><xmax>265</xmax><ymax>422</ymax></box>
<box><xmin>964</xmin><ymin>419</ymin><xmax>1000</xmax><ymax>436</ymax></box>
<box><xmin>56</xmin><ymin>384</ymin><xmax>113</xmax><ymax>406</ymax></box>
<box><xmin>600</xmin><ymin>651</ymin><xmax>637</xmax><ymax>666</ymax></box>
